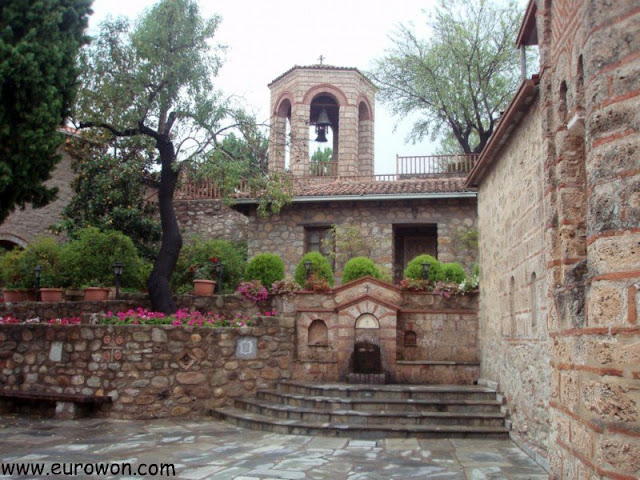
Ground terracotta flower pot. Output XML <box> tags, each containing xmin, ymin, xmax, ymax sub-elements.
<box><xmin>2</xmin><ymin>290</ymin><xmax>27</xmax><ymax>302</ymax></box>
<box><xmin>83</xmin><ymin>287</ymin><xmax>110</xmax><ymax>301</ymax></box>
<box><xmin>193</xmin><ymin>279</ymin><xmax>216</xmax><ymax>296</ymax></box>
<box><xmin>40</xmin><ymin>288</ymin><xmax>65</xmax><ymax>302</ymax></box>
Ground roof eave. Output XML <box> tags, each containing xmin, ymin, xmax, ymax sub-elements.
<box><xmin>516</xmin><ymin>0</ymin><xmax>538</xmax><ymax>47</ymax></box>
<box><xmin>232</xmin><ymin>191</ymin><xmax>477</xmax><ymax>206</ymax></box>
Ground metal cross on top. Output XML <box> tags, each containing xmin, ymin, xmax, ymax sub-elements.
<box><xmin>318</xmin><ymin>55</ymin><xmax>325</xmax><ymax>65</ymax></box>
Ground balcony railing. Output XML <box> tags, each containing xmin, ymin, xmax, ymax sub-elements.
<box><xmin>175</xmin><ymin>154</ymin><xmax>478</xmax><ymax>200</ymax></box>
<box><xmin>396</xmin><ymin>154</ymin><xmax>479</xmax><ymax>177</ymax></box>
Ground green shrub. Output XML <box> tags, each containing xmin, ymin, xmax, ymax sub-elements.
<box><xmin>20</xmin><ymin>237</ymin><xmax>68</xmax><ymax>288</ymax></box>
<box><xmin>341</xmin><ymin>257</ymin><xmax>382</xmax><ymax>284</ymax></box>
<box><xmin>60</xmin><ymin>227</ymin><xmax>143</xmax><ymax>288</ymax></box>
<box><xmin>0</xmin><ymin>248</ymin><xmax>29</xmax><ymax>289</ymax></box>
<box><xmin>244</xmin><ymin>253</ymin><xmax>285</xmax><ymax>289</ymax></box>
<box><xmin>403</xmin><ymin>254</ymin><xmax>441</xmax><ymax>282</ymax></box>
<box><xmin>294</xmin><ymin>252</ymin><xmax>334</xmax><ymax>287</ymax></box>
<box><xmin>437</xmin><ymin>262</ymin><xmax>467</xmax><ymax>283</ymax></box>
<box><xmin>171</xmin><ymin>237</ymin><xmax>247</xmax><ymax>294</ymax></box>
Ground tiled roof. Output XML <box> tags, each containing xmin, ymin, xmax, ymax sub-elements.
<box><xmin>233</xmin><ymin>175</ymin><xmax>472</xmax><ymax>202</ymax></box>
<box><xmin>268</xmin><ymin>64</ymin><xmax>376</xmax><ymax>88</ymax></box>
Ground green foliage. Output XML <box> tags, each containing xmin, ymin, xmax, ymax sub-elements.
<box><xmin>403</xmin><ymin>254</ymin><xmax>442</xmax><ymax>282</ymax></box>
<box><xmin>0</xmin><ymin>0</ymin><xmax>92</xmax><ymax>222</ymax></box>
<box><xmin>341</xmin><ymin>257</ymin><xmax>383</xmax><ymax>284</ymax></box>
<box><xmin>321</xmin><ymin>225</ymin><xmax>370</xmax><ymax>271</ymax></box>
<box><xmin>472</xmin><ymin>263</ymin><xmax>480</xmax><ymax>278</ymax></box>
<box><xmin>0</xmin><ymin>238</ymin><xmax>68</xmax><ymax>289</ymax></box>
<box><xmin>249</xmin><ymin>173</ymin><xmax>294</xmax><ymax>217</ymax></box>
<box><xmin>60</xmin><ymin>227</ymin><xmax>144</xmax><ymax>289</ymax></box>
<box><xmin>0</xmin><ymin>249</ymin><xmax>30</xmax><ymax>289</ymax></box>
<box><xmin>309</xmin><ymin>147</ymin><xmax>333</xmax><ymax>176</ymax></box>
<box><xmin>54</xmin><ymin>131</ymin><xmax>161</xmax><ymax>259</ymax></box>
<box><xmin>244</xmin><ymin>253</ymin><xmax>285</xmax><ymax>289</ymax></box>
<box><xmin>171</xmin><ymin>238</ymin><xmax>247</xmax><ymax>294</ymax></box>
<box><xmin>294</xmin><ymin>252</ymin><xmax>334</xmax><ymax>287</ymax></box>
<box><xmin>437</xmin><ymin>263</ymin><xmax>467</xmax><ymax>283</ymax></box>
<box><xmin>370</xmin><ymin>0</ymin><xmax>523</xmax><ymax>153</ymax></box>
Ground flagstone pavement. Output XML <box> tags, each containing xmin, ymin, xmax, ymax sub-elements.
<box><xmin>0</xmin><ymin>415</ymin><xmax>548</xmax><ymax>479</ymax></box>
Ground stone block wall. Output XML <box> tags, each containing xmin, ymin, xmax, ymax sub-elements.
<box><xmin>174</xmin><ymin>199</ymin><xmax>248</xmax><ymax>244</ymax></box>
<box><xmin>0</xmin><ymin>150</ymin><xmax>74</xmax><ymax>248</ymax></box>
<box><xmin>476</xmin><ymin>97</ymin><xmax>551</xmax><ymax>462</ymax></box>
<box><xmin>0</xmin><ymin>317</ymin><xmax>294</xmax><ymax>419</ymax></box>
<box><xmin>245</xmin><ymin>197</ymin><xmax>477</xmax><ymax>283</ymax></box>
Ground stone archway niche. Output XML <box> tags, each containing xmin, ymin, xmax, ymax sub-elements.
<box><xmin>350</xmin><ymin>313</ymin><xmax>384</xmax><ymax>381</ymax></box>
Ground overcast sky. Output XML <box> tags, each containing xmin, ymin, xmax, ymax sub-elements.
<box><xmin>88</xmin><ymin>0</ymin><xmax>523</xmax><ymax>174</ymax></box>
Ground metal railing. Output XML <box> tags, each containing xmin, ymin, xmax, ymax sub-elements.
<box><xmin>396</xmin><ymin>154</ymin><xmax>479</xmax><ymax>177</ymax></box>
<box><xmin>176</xmin><ymin>154</ymin><xmax>477</xmax><ymax>200</ymax></box>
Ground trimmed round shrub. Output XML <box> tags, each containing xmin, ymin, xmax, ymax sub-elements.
<box><xmin>20</xmin><ymin>237</ymin><xmax>68</xmax><ymax>288</ymax></box>
<box><xmin>294</xmin><ymin>252</ymin><xmax>334</xmax><ymax>287</ymax></box>
<box><xmin>244</xmin><ymin>253</ymin><xmax>285</xmax><ymax>289</ymax></box>
<box><xmin>60</xmin><ymin>227</ymin><xmax>144</xmax><ymax>289</ymax></box>
<box><xmin>341</xmin><ymin>257</ymin><xmax>382</xmax><ymax>284</ymax></box>
<box><xmin>171</xmin><ymin>238</ymin><xmax>247</xmax><ymax>294</ymax></box>
<box><xmin>438</xmin><ymin>262</ymin><xmax>467</xmax><ymax>283</ymax></box>
<box><xmin>403</xmin><ymin>254</ymin><xmax>441</xmax><ymax>282</ymax></box>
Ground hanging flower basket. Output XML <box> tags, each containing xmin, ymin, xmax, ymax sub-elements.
<box><xmin>193</xmin><ymin>279</ymin><xmax>216</xmax><ymax>297</ymax></box>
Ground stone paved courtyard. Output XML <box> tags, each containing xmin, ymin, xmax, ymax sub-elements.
<box><xmin>0</xmin><ymin>415</ymin><xmax>548</xmax><ymax>479</ymax></box>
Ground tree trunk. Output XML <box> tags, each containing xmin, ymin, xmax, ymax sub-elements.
<box><xmin>147</xmin><ymin>137</ymin><xmax>182</xmax><ymax>313</ymax></box>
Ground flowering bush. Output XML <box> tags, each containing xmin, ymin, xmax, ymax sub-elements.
<box><xmin>102</xmin><ymin>308</ymin><xmax>251</xmax><ymax>327</ymax></box>
<box><xmin>190</xmin><ymin>256</ymin><xmax>219</xmax><ymax>280</ymax></box>
<box><xmin>270</xmin><ymin>280</ymin><xmax>301</xmax><ymax>297</ymax></box>
<box><xmin>304</xmin><ymin>273</ymin><xmax>331</xmax><ymax>293</ymax></box>
<box><xmin>399</xmin><ymin>277</ymin><xmax>478</xmax><ymax>297</ymax></box>
<box><xmin>236</xmin><ymin>280</ymin><xmax>269</xmax><ymax>302</ymax></box>
<box><xmin>0</xmin><ymin>315</ymin><xmax>20</xmax><ymax>324</ymax></box>
<box><xmin>48</xmin><ymin>317</ymin><xmax>82</xmax><ymax>325</ymax></box>
<box><xmin>399</xmin><ymin>278</ymin><xmax>431</xmax><ymax>292</ymax></box>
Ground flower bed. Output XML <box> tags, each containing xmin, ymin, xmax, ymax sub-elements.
<box><xmin>101</xmin><ymin>308</ymin><xmax>253</xmax><ymax>327</ymax></box>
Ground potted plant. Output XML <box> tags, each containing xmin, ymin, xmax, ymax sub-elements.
<box><xmin>0</xmin><ymin>249</ymin><xmax>32</xmax><ymax>302</ymax></box>
<box><xmin>82</xmin><ymin>280</ymin><xmax>110</xmax><ymax>301</ymax></box>
<box><xmin>39</xmin><ymin>271</ymin><xmax>65</xmax><ymax>302</ymax></box>
<box><xmin>193</xmin><ymin>263</ymin><xmax>216</xmax><ymax>296</ymax></box>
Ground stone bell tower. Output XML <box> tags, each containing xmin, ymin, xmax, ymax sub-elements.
<box><xmin>268</xmin><ymin>65</ymin><xmax>376</xmax><ymax>177</ymax></box>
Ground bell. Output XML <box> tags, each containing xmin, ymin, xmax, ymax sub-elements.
<box><xmin>316</xmin><ymin>107</ymin><xmax>331</xmax><ymax>128</ymax></box>
<box><xmin>314</xmin><ymin>107</ymin><xmax>331</xmax><ymax>143</ymax></box>
<box><xmin>315</xmin><ymin>126</ymin><xmax>328</xmax><ymax>142</ymax></box>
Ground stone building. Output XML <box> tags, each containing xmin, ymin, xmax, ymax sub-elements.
<box><xmin>466</xmin><ymin>0</ymin><xmax>640</xmax><ymax>476</ymax></box>
<box><xmin>222</xmin><ymin>65</ymin><xmax>479</xmax><ymax>282</ymax></box>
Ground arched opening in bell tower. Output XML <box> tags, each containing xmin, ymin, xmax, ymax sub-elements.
<box><xmin>270</xmin><ymin>97</ymin><xmax>292</xmax><ymax>172</ymax></box>
<box><xmin>309</xmin><ymin>94</ymin><xmax>339</xmax><ymax>177</ymax></box>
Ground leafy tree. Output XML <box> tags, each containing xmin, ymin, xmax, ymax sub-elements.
<box><xmin>74</xmin><ymin>0</ymin><xmax>246</xmax><ymax>312</ymax></box>
<box><xmin>0</xmin><ymin>0</ymin><xmax>92</xmax><ymax>223</ymax></box>
<box><xmin>54</xmin><ymin>131</ymin><xmax>161</xmax><ymax>260</ymax></box>
<box><xmin>309</xmin><ymin>147</ymin><xmax>333</xmax><ymax>176</ymax></box>
<box><xmin>370</xmin><ymin>0</ymin><xmax>523</xmax><ymax>153</ymax></box>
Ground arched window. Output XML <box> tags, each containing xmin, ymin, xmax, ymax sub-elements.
<box><xmin>509</xmin><ymin>276</ymin><xmax>516</xmax><ymax>336</ymax></box>
<box><xmin>404</xmin><ymin>331</ymin><xmax>417</xmax><ymax>347</ymax></box>
<box><xmin>355</xmin><ymin>313</ymin><xmax>379</xmax><ymax>329</ymax></box>
<box><xmin>530</xmin><ymin>272</ymin><xmax>538</xmax><ymax>330</ymax></box>
<box><xmin>308</xmin><ymin>319</ymin><xmax>328</xmax><ymax>346</ymax></box>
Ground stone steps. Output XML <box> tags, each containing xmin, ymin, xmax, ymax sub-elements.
<box><xmin>211</xmin><ymin>381</ymin><xmax>510</xmax><ymax>439</ymax></box>
<box><xmin>256</xmin><ymin>390</ymin><xmax>503</xmax><ymax>413</ymax></box>
<box><xmin>235</xmin><ymin>398</ymin><xmax>506</xmax><ymax>427</ymax></box>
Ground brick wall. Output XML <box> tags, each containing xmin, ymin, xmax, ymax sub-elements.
<box><xmin>538</xmin><ymin>1</ymin><xmax>640</xmax><ymax>477</ymax></box>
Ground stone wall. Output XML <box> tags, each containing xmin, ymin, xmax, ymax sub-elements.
<box><xmin>476</xmin><ymin>98</ymin><xmax>551</xmax><ymax>462</ymax></box>
<box><xmin>0</xmin><ymin>317</ymin><xmax>293</xmax><ymax>419</ymax></box>
<box><xmin>537</xmin><ymin>1</ymin><xmax>640</xmax><ymax>477</ymax></box>
<box><xmin>0</xmin><ymin>150</ymin><xmax>74</xmax><ymax>248</ymax></box>
<box><xmin>174</xmin><ymin>199</ymin><xmax>248</xmax><ymax>244</ymax></box>
<box><xmin>245</xmin><ymin>197</ymin><xmax>477</xmax><ymax>283</ymax></box>
<box><xmin>0</xmin><ymin>294</ymin><xmax>269</xmax><ymax>323</ymax></box>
